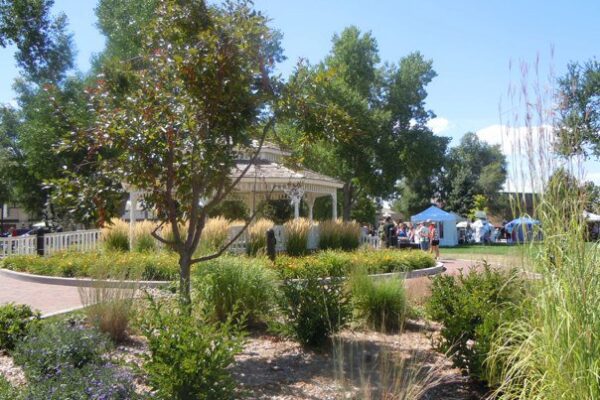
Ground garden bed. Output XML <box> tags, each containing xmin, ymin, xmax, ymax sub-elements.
<box><xmin>0</xmin><ymin>249</ymin><xmax>437</xmax><ymax>283</ymax></box>
<box><xmin>0</xmin><ymin>320</ymin><xmax>486</xmax><ymax>400</ymax></box>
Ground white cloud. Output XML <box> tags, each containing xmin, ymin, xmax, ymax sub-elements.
<box><xmin>427</xmin><ymin>117</ymin><xmax>450</xmax><ymax>134</ymax></box>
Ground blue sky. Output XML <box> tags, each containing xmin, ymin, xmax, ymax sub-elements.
<box><xmin>0</xmin><ymin>0</ymin><xmax>598</xmax><ymax>186</ymax></box>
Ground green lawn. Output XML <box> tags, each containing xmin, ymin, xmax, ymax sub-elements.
<box><xmin>441</xmin><ymin>244</ymin><xmax>536</xmax><ymax>267</ymax></box>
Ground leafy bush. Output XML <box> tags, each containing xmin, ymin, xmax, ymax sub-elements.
<box><xmin>13</xmin><ymin>322</ymin><xmax>109</xmax><ymax>382</ymax></box>
<box><xmin>350</xmin><ymin>274</ymin><xmax>407</xmax><ymax>332</ymax></box>
<box><xmin>273</xmin><ymin>249</ymin><xmax>435</xmax><ymax>277</ymax></box>
<box><xmin>194</xmin><ymin>256</ymin><xmax>278</xmax><ymax>327</ymax></box>
<box><xmin>101</xmin><ymin>219</ymin><xmax>129</xmax><ymax>252</ymax></box>
<box><xmin>426</xmin><ymin>262</ymin><xmax>527</xmax><ymax>382</ymax></box>
<box><xmin>2</xmin><ymin>251</ymin><xmax>178</xmax><ymax>281</ymax></box>
<box><xmin>22</xmin><ymin>364</ymin><xmax>137</xmax><ymax>400</ymax></box>
<box><xmin>278</xmin><ymin>259</ymin><xmax>350</xmax><ymax>347</ymax></box>
<box><xmin>318</xmin><ymin>220</ymin><xmax>360</xmax><ymax>251</ymax></box>
<box><xmin>284</xmin><ymin>218</ymin><xmax>311</xmax><ymax>256</ymax></box>
<box><xmin>140</xmin><ymin>300</ymin><xmax>244</xmax><ymax>400</ymax></box>
<box><xmin>0</xmin><ymin>303</ymin><xmax>40</xmax><ymax>352</ymax></box>
<box><xmin>246</xmin><ymin>218</ymin><xmax>274</xmax><ymax>256</ymax></box>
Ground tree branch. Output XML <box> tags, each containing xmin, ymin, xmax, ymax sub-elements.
<box><xmin>190</xmin><ymin>185</ymin><xmax>273</xmax><ymax>265</ymax></box>
<box><xmin>204</xmin><ymin>117</ymin><xmax>275</xmax><ymax>211</ymax></box>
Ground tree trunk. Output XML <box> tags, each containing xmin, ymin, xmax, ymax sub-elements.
<box><xmin>179</xmin><ymin>251</ymin><xmax>192</xmax><ymax>307</ymax></box>
<box><xmin>342</xmin><ymin>182</ymin><xmax>353</xmax><ymax>222</ymax></box>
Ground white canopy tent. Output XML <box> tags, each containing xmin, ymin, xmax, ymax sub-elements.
<box><xmin>410</xmin><ymin>205</ymin><xmax>459</xmax><ymax>247</ymax></box>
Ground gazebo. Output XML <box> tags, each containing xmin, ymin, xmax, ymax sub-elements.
<box><xmin>125</xmin><ymin>143</ymin><xmax>344</xmax><ymax>224</ymax></box>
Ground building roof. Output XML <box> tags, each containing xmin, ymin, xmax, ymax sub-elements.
<box><xmin>232</xmin><ymin>159</ymin><xmax>344</xmax><ymax>188</ymax></box>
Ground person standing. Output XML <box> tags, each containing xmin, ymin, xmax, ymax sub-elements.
<box><xmin>429</xmin><ymin>221</ymin><xmax>440</xmax><ymax>259</ymax></box>
<box><xmin>383</xmin><ymin>216</ymin><xmax>395</xmax><ymax>248</ymax></box>
<box><xmin>419</xmin><ymin>222</ymin><xmax>430</xmax><ymax>251</ymax></box>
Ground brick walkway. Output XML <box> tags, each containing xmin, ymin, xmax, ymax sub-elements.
<box><xmin>0</xmin><ymin>275</ymin><xmax>83</xmax><ymax>316</ymax></box>
<box><xmin>0</xmin><ymin>258</ymin><xmax>478</xmax><ymax>317</ymax></box>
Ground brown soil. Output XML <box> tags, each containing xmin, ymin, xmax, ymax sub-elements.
<box><xmin>0</xmin><ymin>319</ymin><xmax>488</xmax><ymax>399</ymax></box>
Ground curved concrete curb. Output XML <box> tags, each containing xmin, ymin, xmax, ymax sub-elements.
<box><xmin>0</xmin><ymin>268</ymin><xmax>171</xmax><ymax>288</ymax></box>
<box><xmin>370</xmin><ymin>262</ymin><xmax>445</xmax><ymax>280</ymax></box>
<box><xmin>1</xmin><ymin>262</ymin><xmax>444</xmax><ymax>289</ymax></box>
<box><xmin>289</xmin><ymin>262</ymin><xmax>445</xmax><ymax>284</ymax></box>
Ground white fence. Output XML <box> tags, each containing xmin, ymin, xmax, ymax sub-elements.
<box><xmin>0</xmin><ymin>236</ymin><xmax>38</xmax><ymax>258</ymax></box>
<box><xmin>0</xmin><ymin>225</ymin><xmax>379</xmax><ymax>258</ymax></box>
<box><xmin>44</xmin><ymin>230</ymin><xmax>101</xmax><ymax>255</ymax></box>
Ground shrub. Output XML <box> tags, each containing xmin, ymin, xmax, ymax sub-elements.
<box><xmin>350</xmin><ymin>274</ymin><xmax>407</xmax><ymax>332</ymax></box>
<box><xmin>2</xmin><ymin>251</ymin><xmax>178</xmax><ymax>281</ymax></box>
<box><xmin>133</xmin><ymin>220</ymin><xmax>158</xmax><ymax>252</ymax></box>
<box><xmin>194</xmin><ymin>256</ymin><xmax>278</xmax><ymax>327</ymax></box>
<box><xmin>273</xmin><ymin>249</ymin><xmax>435</xmax><ymax>277</ymax></box>
<box><xmin>426</xmin><ymin>262</ymin><xmax>526</xmax><ymax>382</ymax></box>
<box><xmin>246</xmin><ymin>218</ymin><xmax>274</xmax><ymax>256</ymax></box>
<box><xmin>140</xmin><ymin>299</ymin><xmax>244</xmax><ymax>400</ymax></box>
<box><xmin>284</xmin><ymin>218</ymin><xmax>311</xmax><ymax>256</ymax></box>
<box><xmin>13</xmin><ymin>322</ymin><xmax>109</xmax><ymax>382</ymax></box>
<box><xmin>0</xmin><ymin>303</ymin><xmax>40</xmax><ymax>352</ymax></box>
<box><xmin>318</xmin><ymin>220</ymin><xmax>360</xmax><ymax>251</ymax></box>
<box><xmin>278</xmin><ymin>259</ymin><xmax>350</xmax><ymax>347</ymax></box>
<box><xmin>23</xmin><ymin>364</ymin><xmax>137</xmax><ymax>400</ymax></box>
<box><xmin>101</xmin><ymin>219</ymin><xmax>129</xmax><ymax>252</ymax></box>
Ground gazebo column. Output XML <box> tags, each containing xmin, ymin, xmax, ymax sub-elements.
<box><xmin>284</xmin><ymin>184</ymin><xmax>305</xmax><ymax>220</ymax></box>
<box><xmin>129</xmin><ymin>191</ymin><xmax>139</xmax><ymax>250</ymax></box>
<box><xmin>305</xmin><ymin>193</ymin><xmax>317</xmax><ymax>221</ymax></box>
<box><xmin>331</xmin><ymin>191</ymin><xmax>338</xmax><ymax>220</ymax></box>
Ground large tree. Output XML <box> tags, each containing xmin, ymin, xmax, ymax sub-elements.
<box><xmin>281</xmin><ymin>27</ymin><xmax>445</xmax><ymax>220</ymax></box>
<box><xmin>0</xmin><ymin>0</ymin><xmax>78</xmax><ymax>223</ymax></box>
<box><xmin>440</xmin><ymin>132</ymin><xmax>507</xmax><ymax>216</ymax></box>
<box><xmin>76</xmin><ymin>0</ymin><xmax>283</xmax><ymax>304</ymax></box>
<box><xmin>556</xmin><ymin>59</ymin><xmax>600</xmax><ymax>158</ymax></box>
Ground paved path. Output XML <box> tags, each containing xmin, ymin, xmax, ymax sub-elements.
<box><xmin>0</xmin><ymin>258</ymin><xmax>478</xmax><ymax>317</ymax></box>
<box><xmin>0</xmin><ymin>274</ymin><xmax>83</xmax><ymax>316</ymax></box>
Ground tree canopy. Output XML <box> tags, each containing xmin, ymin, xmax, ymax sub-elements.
<box><xmin>280</xmin><ymin>26</ymin><xmax>447</xmax><ymax>220</ymax></box>
<box><xmin>440</xmin><ymin>132</ymin><xmax>507</xmax><ymax>216</ymax></box>
<box><xmin>557</xmin><ymin>59</ymin><xmax>600</xmax><ymax>158</ymax></box>
<box><xmin>74</xmin><ymin>0</ymin><xmax>283</xmax><ymax>304</ymax></box>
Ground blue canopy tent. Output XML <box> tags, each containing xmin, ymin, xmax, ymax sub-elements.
<box><xmin>505</xmin><ymin>217</ymin><xmax>541</xmax><ymax>243</ymax></box>
<box><xmin>410</xmin><ymin>205</ymin><xmax>458</xmax><ymax>247</ymax></box>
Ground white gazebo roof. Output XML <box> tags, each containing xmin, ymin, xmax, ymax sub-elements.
<box><xmin>126</xmin><ymin>143</ymin><xmax>342</xmax><ymax>222</ymax></box>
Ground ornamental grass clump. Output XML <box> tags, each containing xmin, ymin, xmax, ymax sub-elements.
<box><xmin>133</xmin><ymin>220</ymin><xmax>159</xmax><ymax>252</ymax></box>
<box><xmin>101</xmin><ymin>218</ymin><xmax>129</xmax><ymax>252</ymax></box>
<box><xmin>284</xmin><ymin>218</ymin><xmax>311</xmax><ymax>256</ymax></box>
<box><xmin>198</xmin><ymin>217</ymin><xmax>231</xmax><ymax>255</ymax></box>
<box><xmin>79</xmin><ymin>263</ymin><xmax>140</xmax><ymax>344</ymax></box>
<box><xmin>483</xmin><ymin>59</ymin><xmax>600</xmax><ymax>399</ymax></box>
<box><xmin>194</xmin><ymin>256</ymin><xmax>278</xmax><ymax>327</ymax></box>
<box><xmin>350</xmin><ymin>274</ymin><xmax>408</xmax><ymax>332</ymax></box>
<box><xmin>246</xmin><ymin>218</ymin><xmax>274</xmax><ymax>256</ymax></box>
<box><xmin>319</xmin><ymin>220</ymin><xmax>361</xmax><ymax>251</ymax></box>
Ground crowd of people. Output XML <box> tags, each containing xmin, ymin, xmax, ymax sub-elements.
<box><xmin>364</xmin><ymin>216</ymin><xmax>440</xmax><ymax>259</ymax></box>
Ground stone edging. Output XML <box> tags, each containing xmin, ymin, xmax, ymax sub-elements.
<box><xmin>1</xmin><ymin>262</ymin><xmax>444</xmax><ymax>289</ymax></box>
<box><xmin>0</xmin><ymin>268</ymin><xmax>170</xmax><ymax>288</ymax></box>
<box><xmin>371</xmin><ymin>262</ymin><xmax>445</xmax><ymax>280</ymax></box>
